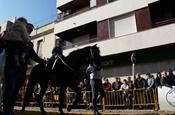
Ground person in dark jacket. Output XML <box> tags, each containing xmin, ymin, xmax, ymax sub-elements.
<box><xmin>3</xmin><ymin>23</ymin><xmax>46</xmax><ymax>115</ymax></box>
<box><xmin>47</xmin><ymin>39</ymin><xmax>64</xmax><ymax>72</ymax></box>
<box><xmin>161</xmin><ymin>71</ymin><xmax>172</xmax><ymax>88</ymax></box>
<box><xmin>134</xmin><ymin>73</ymin><xmax>147</xmax><ymax>107</ymax></box>
<box><xmin>168</xmin><ymin>69</ymin><xmax>175</xmax><ymax>86</ymax></box>
<box><xmin>134</xmin><ymin>73</ymin><xmax>146</xmax><ymax>89</ymax></box>
<box><xmin>112</xmin><ymin>77</ymin><xmax>123</xmax><ymax>90</ymax></box>
<box><xmin>155</xmin><ymin>72</ymin><xmax>162</xmax><ymax>87</ymax></box>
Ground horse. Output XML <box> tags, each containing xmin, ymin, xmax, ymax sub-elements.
<box><xmin>0</xmin><ymin>50</ymin><xmax>6</xmax><ymax>112</ymax></box>
<box><xmin>21</xmin><ymin>44</ymin><xmax>102</xmax><ymax>115</ymax></box>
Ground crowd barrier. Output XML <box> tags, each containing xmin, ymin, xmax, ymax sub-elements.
<box><xmin>16</xmin><ymin>88</ymin><xmax>159</xmax><ymax>110</ymax></box>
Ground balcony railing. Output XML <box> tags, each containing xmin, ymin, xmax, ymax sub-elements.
<box><xmin>57</xmin><ymin>6</ymin><xmax>90</xmax><ymax>22</ymax></box>
<box><xmin>155</xmin><ymin>18</ymin><xmax>175</xmax><ymax>27</ymax></box>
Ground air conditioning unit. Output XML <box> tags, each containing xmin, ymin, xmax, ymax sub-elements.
<box><xmin>63</xmin><ymin>9</ymin><xmax>71</xmax><ymax>17</ymax></box>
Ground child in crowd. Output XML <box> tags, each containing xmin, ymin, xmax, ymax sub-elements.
<box><xmin>4</xmin><ymin>17</ymin><xmax>30</xmax><ymax>66</ymax></box>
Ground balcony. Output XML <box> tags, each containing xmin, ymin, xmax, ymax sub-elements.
<box><xmin>58</xmin><ymin>6</ymin><xmax>90</xmax><ymax>22</ymax></box>
<box><xmin>58</xmin><ymin>0</ymin><xmax>90</xmax><ymax>12</ymax></box>
<box><xmin>156</xmin><ymin>18</ymin><xmax>175</xmax><ymax>27</ymax></box>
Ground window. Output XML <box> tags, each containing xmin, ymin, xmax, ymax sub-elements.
<box><xmin>109</xmin><ymin>12</ymin><xmax>137</xmax><ymax>38</ymax></box>
<box><xmin>149</xmin><ymin>0</ymin><xmax>175</xmax><ymax>27</ymax></box>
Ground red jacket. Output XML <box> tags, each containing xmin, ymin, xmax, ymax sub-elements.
<box><xmin>103</xmin><ymin>82</ymin><xmax>112</xmax><ymax>91</ymax></box>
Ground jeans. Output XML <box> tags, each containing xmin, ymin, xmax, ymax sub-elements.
<box><xmin>3</xmin><ymin>54</ymin><xmax>27</xmax><ymax>114</ymax></box>
<box><xmin>90</xmin><ymin>79</ymin><xmax>105</xmax><ymax>110</ymax></box>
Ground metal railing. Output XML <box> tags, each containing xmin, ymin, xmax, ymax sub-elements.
<box><xmin>16</xmin><ymin>88</ymin><xmax>159</xmax><ymax>110</ymax></box>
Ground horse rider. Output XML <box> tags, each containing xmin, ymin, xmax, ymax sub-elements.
<box><xmin>47</xmin><ymin>39</ymin><xmax>64</xmax><ymax>72</ymax></box>
<box><xmin>3</xmin><ymin>22</ymin><xmax>46</xmax><ymax>115</ymax></box>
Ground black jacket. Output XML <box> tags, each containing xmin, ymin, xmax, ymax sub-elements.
<box><xmin>134</xmin><ymin>78</ymin><xmax>146</xmax><ymax>89</ymax></box>
<box><xmin>112</xmin><ymin>81</ymin><xmax>123</xmax><ymax>90</ymax></box>
<box><xmin>26</xmin><ymin>41</ymin><xmax>45</xmax><ymax>64</ymax></box>
<box><xmin>5</xmin><ymin>41</ymin><xmax>45</xmax><ymax>66</ymax></box>
<box><xmin>0</xmin><ymin>38</ymin><xmax>4</xmax><ymax>54</ymax></box>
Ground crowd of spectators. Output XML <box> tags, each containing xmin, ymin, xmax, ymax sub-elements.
<box><xmin>16</xmin><ymin>69</ymin><xmax>175</xmax><ymax>109</ymax></box>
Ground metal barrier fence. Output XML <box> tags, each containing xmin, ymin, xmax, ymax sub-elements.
<box><xmin>16</xmin><ymin>88</ymin><xmax>159</xmax><ymax>110</ymax></box>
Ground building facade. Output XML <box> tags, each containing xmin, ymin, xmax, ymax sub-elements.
<box><xmin>54</xmin><ymin>0</ymin><xmax>175</xmax><ymax>81</ymax></box>
<box><xmin>1</xmin><ymin>0</ymin><xmax>175</xmax><ymax>81</ymax></box>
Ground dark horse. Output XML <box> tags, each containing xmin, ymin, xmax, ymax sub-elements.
<box><xmin>21</xmin><ymin>44</ymin><xmax>101</xmax><ymax>115</ymax></box>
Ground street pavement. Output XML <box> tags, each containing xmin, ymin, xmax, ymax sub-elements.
<box><xmin>14</xmin><ymin>107</ymin><xmax>175</xmax><ymax>115</ymax></box>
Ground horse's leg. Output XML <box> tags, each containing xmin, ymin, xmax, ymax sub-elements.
<box><xmin>59</xmin><ymin>85</ymin><xmax>66</xmax><ymax>115</ymax></box>
<box><xmin>21</xmin><ymin>79</ymin><xmax>36</xmax><ymax>112</ymax></box>
<box><xmin>38</xmin><ymin>83</ymin><xmax>48</xmax><ymax>114</ymax></box>
<box><xmin>67</xmin><ymin>83</ymin><xmax>83</xmax><ymax>112</ymax></box>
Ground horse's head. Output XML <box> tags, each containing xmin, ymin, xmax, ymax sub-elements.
<box><xmin>86</xmin><ymin>44</ymin><xmax>102</xmax><ymax>70</ymax></box>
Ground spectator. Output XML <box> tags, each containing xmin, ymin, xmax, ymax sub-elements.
<box><xmin>145</xmin><ymin>73</ymin><xmax>155</xmax><ymax>104</ymax></box>
<box><xmin>134</xmin><ymin>73</ymin><xmax>146</xmax><ymax>108</ymax></box>
<box><xmin>18</xmin><ymin>86</ymin><xmax>26</xmax><ymax>102</ymax></box>
<box><xmin>112</xmin><ymin>77</ymin><xmax>123</xmax><ymax>91</ymax></box>
<box><xmin>78</xmin><ymin>81</ymin><xmax>84</xmax><ymax>90</ymax></box>
<box><xmin>146</xmin><ymin>73</ymin><xmax>155</xmax><ymax>89</ymax></box>
<box><xmin>168</xmin><ymin>69</ymin><xmax>175</xmax><ymax>86</ymax></box>
<box><xmin>134</xmin><ymin>73</ymin><xmax>146</xmax><ymax>89</ymax></box>
<box><xmin>103</xmin><ymin>78</ymin><xmax>112</xmax><ymax>91</ymax></box>
<box><xmin>52</xmin><ymin>87</ymin><xmax>59</xmax><ymax>107</ymax></box>
<box><xmin>111</xmin><ymin>77</ymin><xmax>123</xmax><ymax>106</ymax></box>
<box><xmin>127</xmin><ymin>76</ymin><xmax>132</xmax><ymax>83</ymax></box>
<box><xmin>120</xmin><ymin>79</ymin><xmax>130</xmax><ymax>107</ymax></box>
<box><xmin>82</xmin><ymin>78</ymin><xmax>91</xmax><ymax>105</ymax></box>
<box><xmin>82</xmin><ymin>78</ymin><xmax>91</xmax><ymax>91</ymax></box>
<box><xmin>34</xmin><ymin>84</ymin><xmax>41</xmax><ymax>103</ymax></box>
<box><xmin>155</xmin><ymin>72</ymin><xmax>162</xmax><ymax>87</ymax></box>
<box><xmin>161</xmin><ymin>71</ymin><xmax>172</xmax><ymax>88</ymax></box>
<box><xmin>120</xmin><ymin>79</ymin><xmax>129</xmax><ymax>90</ymax></box>
<box><xmin>127</xmin><ymin>76</ymin><xmax>134</xmax><ymax>89</ymax></box>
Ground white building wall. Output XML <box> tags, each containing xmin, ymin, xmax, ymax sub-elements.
<box><xmin>32</xmin><ymin>33</ymin><xmax>56</xmax><ymax>60</ymax></box>
<box><xmin>55</xmin><ymin>0</ymin><xmax>159</xmax><ymax>34</ymax></box>
<box><xmin>0</xmin><ymin>21</ymin><xmax>13</xmax><ymax>33</ymax></box>
<box><xmin>31</xmin><ymin>23</ymin><xmax>56</xmax><ymax>60</ymax></box>
<box><xmin>63</xmin><ymin>23</ymin><xmax>175</xmax><ymax>56</ymax></box>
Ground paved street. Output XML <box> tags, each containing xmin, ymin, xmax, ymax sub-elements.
<box><xmin>14</xmin><ymin>107</ymin><xmax>175</xmax><ymax>115</ymax></box>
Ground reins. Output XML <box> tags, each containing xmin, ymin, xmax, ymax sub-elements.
<box><xmin>52</xmin><ymin>54</ymin><xmax>76</xmax><ymax>73</ymax></box>
<box><xmin>52</xmin><ymin>48</ymin><xmax>96</xmax><ymax>73</ymax></box>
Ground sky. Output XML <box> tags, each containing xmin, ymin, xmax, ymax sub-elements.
<box><xmin>0</xmin><ymin>0</ymin><xmax>57</xmax><ymax>27</ymax></box>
